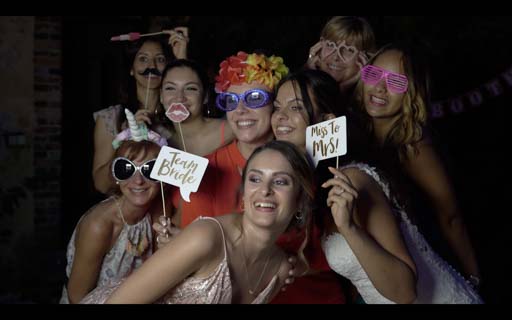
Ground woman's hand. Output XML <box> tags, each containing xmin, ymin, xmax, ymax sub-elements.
<box><xmin>280</xmin><ymin>255</ymin><xmax>310</xmax><ymax>291</ymax></box>
<box><xmin>134</xmin><ymin>109</ymin><xmax>153</xmax><ymax>126</ymax></box>
<box><xmin>153</xmin><ymin>215</ymin><xmax>182</xmax><ymax>250</ymax></box>
<box><xmin>337</xmin><ymin>52</ymin><xmax>368</xmax><ymax>91</ymax></box>
<box><xmin>321</xmin><ymin>167</ymin><xmax>359</xmax><ymax>234</ymax></box>
<box><xmin>163</xmin><ymin>27</ymin><xmax>189</xmax><ymax>60</ymax></box>
<box><xmin>306</xmin><ymin>41</ymin><xmax>323</xmax><ymax>70</ymax></box>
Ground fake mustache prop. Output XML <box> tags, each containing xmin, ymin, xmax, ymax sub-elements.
<box><xmin>140</xmin><ymin>68</ymin><xmax>162</xmax><ymax>77</ymax></box>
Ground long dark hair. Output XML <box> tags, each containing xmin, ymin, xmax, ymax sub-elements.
<box><xmin>274</xmin><ymin>69</ymin><xmax>338</xmax><ymax>125</ymax></box>
<box><xmin>117</xmin><ymin>36</ymin><xmax>172</xmax><ymax>133</ymax></box>
<box><xmin>276</xmin><ymin>69</ymin><xmax>372</xmax><ymax>231</ymax></box>
<box><xmin>276</xmin><ymin>69</ymin><xmax>370</xmax><ymax>165</ymax></box>
<box><xmin>161</xmin><ymin>59</ymin><xmax>210</xmax><ymax>107</ymax></box>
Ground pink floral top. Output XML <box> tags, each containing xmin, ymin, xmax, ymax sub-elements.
<box><xmin>93</xmin><ymin>105</ymin><xmax>123</xmax><ymax>137</ymax></box>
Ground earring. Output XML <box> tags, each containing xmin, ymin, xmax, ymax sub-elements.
<box><xmin>295</xmin><ymin>211</ymin><xmax>303</xmax><ymax>221</ymax></box>
<box><xmin>116</xmin><ymin>181</ymin><xmax>120</xmax><ymax>185</ymax></box>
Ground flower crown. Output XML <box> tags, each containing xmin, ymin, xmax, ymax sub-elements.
<box><xmin>112</xmin><ymin>109</ymin><xmax>168</xmax><ymax>150</ymax></box>
<box><xmin>214</xmin><ymin>51</ymin><xmax>289</xmax><ymax>93</ymax></box>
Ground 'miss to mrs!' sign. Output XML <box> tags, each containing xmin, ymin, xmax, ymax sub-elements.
<box><xmin>150</xmin><ymin>146</ymin><xmax>209</xmax><ymax>202</ymax></box>
<box><xmin>306</xmin><ymin>116</ymin><xmax>347</xmax><ymax>167</ymax></box>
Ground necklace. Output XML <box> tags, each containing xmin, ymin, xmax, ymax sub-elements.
<box><xmin>113</xmin><ymin>197</ymin><xmax>150</xmax><ymax>257</ymax></box>
<box><xmin>240</xmin><ymin>239</ymin><xmax>273</xmax><ymax>296</ymax></box>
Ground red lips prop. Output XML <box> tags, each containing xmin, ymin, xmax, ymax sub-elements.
<box><xmin>166</xmin><ymin>103</ymin><xmax>190</xmax><ymax>123</ymax></box>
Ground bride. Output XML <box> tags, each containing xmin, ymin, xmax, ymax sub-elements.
<box><xmin>272</xmin><ymin>68</ymin><xmax>483</xmax><ymax>304</ymax></box>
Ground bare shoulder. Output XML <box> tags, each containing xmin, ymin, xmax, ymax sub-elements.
<box><xmin>93</xmin><ymin>116</ymin><xmax>109</xmax><ymax>137</ymax></box>
<box><xmin>72</xmin><ymin>201</ymin><xmax>119</xmax><ymax>257</ymax></box>
<box><xmin>407</xmin><ymin>137</ymin><xmax>436</xmax><ymax>161</ymax></box>
<box><xmin>180</xmin><ymin>217</ymin><xmax>226</xmax><ymax>253</ymax></box>
<box><xmin>405</xmin><ymin>138</ymin><xmax>446</xmax><ymax>176</ymax></box>
<box><xmin>76</xmin><ymin>200</ymin><xmax>116</xmax><ymax>241</ymax></box>
<box><xmin>340</xmin><ymin>166</ymin><xmax>391</xmax><ymax>225</ymax></box>
<box><xmin>340</xmin><ymin>166</ymin><xmax>380</xmax><ymax>193</ymax></box>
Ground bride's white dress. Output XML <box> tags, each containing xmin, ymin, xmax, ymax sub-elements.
<box><xmin>321</xmin><ymin>163</ymin><xmax>483</xmax><ymax>304</ymax></box>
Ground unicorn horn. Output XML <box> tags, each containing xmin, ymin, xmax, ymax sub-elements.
<box><xmin>125</xmin><ymin>109</ymin><xmax>144</xmax><ymax>142</ymax></box>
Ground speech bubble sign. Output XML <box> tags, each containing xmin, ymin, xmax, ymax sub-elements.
<box><xmin>150</xmin><ymin>146</ymin><xmax>209</xmax><ymax>202</ymax></box>
<box><xmin>305</xmin><ymin>116</ymin><xmax>347</xmax><ymax>167</ymax></box>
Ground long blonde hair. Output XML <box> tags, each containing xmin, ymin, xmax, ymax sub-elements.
<box><xmin>355</xmin><ymin>44</ymin><xmax>429</xmax><ymax>162</ymax></box>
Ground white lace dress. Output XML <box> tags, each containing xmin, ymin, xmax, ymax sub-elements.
<box><xmin>321</xmin><ymin>163</ymin><xmax>483</xmax><ymax>304</ymax></box>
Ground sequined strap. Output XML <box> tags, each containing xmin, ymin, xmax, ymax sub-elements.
<box><xmin>197</xmin><ymin>217</ymin><xmax>228</xmax><ymax>263</ymax></box>
<box><xmin>252</xmin><ymin>274</ymin><xmax>279</xmax><ymax>304</ymax></box>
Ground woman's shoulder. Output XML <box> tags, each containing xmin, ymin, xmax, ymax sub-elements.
<box><xmin>93</xmin><ymin>105</ymin><xmax>123</xmax><ymax>137</ymax></box>
<box><xmin>405</xmin><ymin>135</ymin><xmax>441</xmax><ymax>167</ymax></box>
<box><xmin>340</xmin><ymin>164</ymin><xmax>392</xmax><ymax>199</ymax></box>
<box><xmin>93</xmin><ymin>105</ymin><xmax>122</xmax><ymax>121</ymax></box>
<box><xmin>341</xmin><ymin>164</ymin><xmax>379</xmax><ymax>188</ymax></box>
<box><xmin>76</xmin><ymin>199</ymin><xmax>118</xmax><ymax>241</ymax></box>
<box><xmin>211</xmin><ymin>214</ymin><xmax>239</xmax><ymax>238</ymax></box>
<box><xmin>186</xmin><ymin>217</ymin><xmax>228</xmax><ymax>245</ymax></box>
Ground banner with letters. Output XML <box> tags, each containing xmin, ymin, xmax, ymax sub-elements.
<box><xmin>430</xmin><ymin>65</ymin><xmax>511</xmax><ymax>119</ymax></box>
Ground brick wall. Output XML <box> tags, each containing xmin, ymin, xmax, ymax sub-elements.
<box><xmin>32</xmin><ymin>16</ymin><xmax>64</xmax><ymax>303</ymax></box>
<box><xmin>34</xmin><ymin>14</ymin><xmax>62</xmax><ymax>236</ymax></box>
<box><xmin>0</xmin><ymin>16</ymin><xmax>63</xmax><ymax>303</ymax></box>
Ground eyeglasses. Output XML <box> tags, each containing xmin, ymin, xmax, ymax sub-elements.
<box><xmin>112</xmin><ymin>157</ymin><xmax>158</xmax><ymax>183</ymax></box>
<box><xmin>216</xmin><ymin>89</ymin><xmax>272</xmax><ymax>112</ymax></box>
<box><xmin>361</xmin><ymin>65</ymin><xmax>409</xmax><ymax>94</ymax></box>
<box><xmin>321</xmin><ymin>39</ymin><xmax>359</xmax><ymax>63</ymax></box>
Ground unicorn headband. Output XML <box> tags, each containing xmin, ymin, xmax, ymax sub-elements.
<box><xmin>214</xmin><ymin>51</ymin><xmax>289</xmax><ymax>93</ymax></box>
<box><xmin>112</xmin><ymin>109</ymin><xmax>168</xmax><ymax>149</ymax></box>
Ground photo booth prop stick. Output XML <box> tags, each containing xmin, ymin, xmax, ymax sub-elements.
<box><xmin>151</xmin><ymin>146</ymin><xmax>209</xmax><ymax>203</ymax></box>
<box><xmin>110</xmin><ymin>31</ymin><xmax>167</xmax><ymax>42</ymax></box>
<box><xmin>123</xmin><ymin>108</ymin><xmax>169</xmax><ymax>218</ymax></box>
<box><xmin>306</xmin><ymin>116</ymin><xmax>347</xmax><ymax>168</ymax></box>
<box><xmin>140</xmin><ymin>72</ymin><xmax>171</xmax><ymax>216</ymax></box>
<box><xmin>144</xmin><ymin>74</ymin><xmax>152</xmax><ymax>110</ymax></box>
<box><xmin>165</xmin><ymin>103</ymin><xmax>190</xmax><ymax>152</ymax></box>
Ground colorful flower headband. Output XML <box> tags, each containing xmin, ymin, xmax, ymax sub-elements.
<box><xmin>215</xmin><ymin>51</ymin><xmax>289</xmax><ymax>93</ymax></box>
<box><xmin>112</xmin><ymin>109</ymin><xmax>168</xmax><ymax>149</ymax></box>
